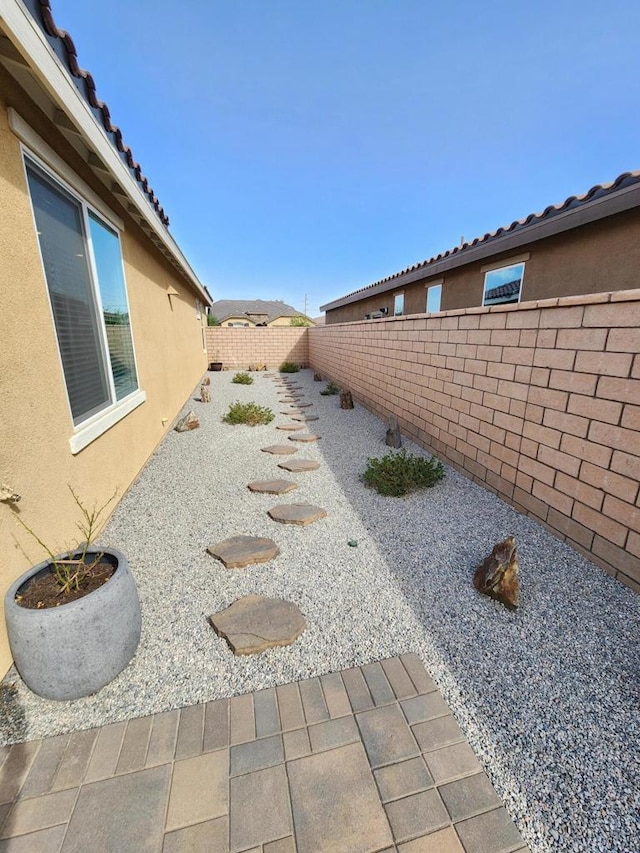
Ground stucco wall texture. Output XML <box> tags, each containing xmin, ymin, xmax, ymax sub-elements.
<box><xmin>326</xmin><ymin>208</ymin><xmax>640</xmax><ymax>323</ymax></box>
<box><xmin>0</xmin><ymin>77</ymin><xmax>207</xmax><ymax>674</ymax></box>
<box><xmin>205</xmin><ymin>327</ymin><xmax>309</xmax><ymax>368</ymax></box>
<box><xmin>309</xmin><ymin>291</ymin><xmax>640</xmax><ymax>593</ymax></box>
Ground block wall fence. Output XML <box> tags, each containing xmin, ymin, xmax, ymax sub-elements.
<box><xmin>205</xmin><ymin>327</ymin><xmax>309</xmax><ymax>369</ymax></box>
<box><xmin>308</xmin><ymin>290</ymin><xmax>640</xmax><ymax>592</ymax></box>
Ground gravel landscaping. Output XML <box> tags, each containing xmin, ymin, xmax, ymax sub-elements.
<box><xmin>1</xmin><ymin>369</ymin><xmax>639</xmax><ymax>852</ymax></box>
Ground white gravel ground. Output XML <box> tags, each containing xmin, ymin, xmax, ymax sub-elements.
<box><xmin>1</xmin><ymin>369</ymin><xmax>639</xmax><ymax>852</ymax></box>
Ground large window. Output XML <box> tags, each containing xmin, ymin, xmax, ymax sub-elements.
<box><xmin>482</xmin><ymin>262</ymin><xmax>525</xmax><ymax>307</ymax></box>
<box><xmin>25</xmin><ymin>157</ymin><xmax>139</xmax><ymax>428</ymax></box>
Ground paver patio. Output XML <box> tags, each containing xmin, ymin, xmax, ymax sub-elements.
<box><xmin>0</xmin><ymin>655</ymin><xmax>528</xmax><ymax>852</ymax></box>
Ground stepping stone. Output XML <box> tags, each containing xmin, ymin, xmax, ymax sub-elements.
<box><xmin>288</xmin><ymin>433</ymin><xmax>320</xmax><ymax>443</ymax></box>
<box><xmin>280</xmin><ymin>397</ymin><xmax>303</xmax><ymax>403</ymax></box>
<box><xmin>247</xmin><ymin>479</ymin><xmax>298</xmax><ymax>495</ymax></box>
<box><xmin>278</xmin><ymin>459</ymin><xmax>321</xmax><ymax>472</ymax></box>
<box><xmin>209</xmin><ymin>594</ymin><xmax>306</xmax><ymax>655</ymax></box>
<box><xmin>267</xmin><ymin>504</ymin><xmax>327</xmax><ymax>525</ymax></box>
<box><xmin>207</xmin><ymin>535</ymin><xmax>280</xmax><ymax>569</ymax></box>
<box><xmin>276</xmin><ymin>423</ymin><xmax>305</xmax><ymax>431</ymax></box>
<box><xmin>291</xmin><ymin>415</ymin><xmax>319</xmax><ymax>422</ymax></box>
<box><xmin>293</xmin><ymin>403</ymin><xmax>313</xmax><ymax>408</ymax></box>
<box><xmin>262</xmin><ymin>445</ymin><xmax>299</xmax><ymax>455</ymax></box>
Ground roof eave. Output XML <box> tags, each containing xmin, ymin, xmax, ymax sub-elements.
<box><xmin>320</xmin><ymin>182</ymin><xmax>640</xmax><ymax>312</ymax></box>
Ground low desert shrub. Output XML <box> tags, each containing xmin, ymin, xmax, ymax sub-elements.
<box><xmin>279</xmin><ymin>362</ymin><xmax>300</xmax><ymax>373</ymax></box>
<box><xmin>320</xmin><ymin>381</ymin><xmax>340</xmax><ymax>396</ymax></box>
<box><xmin>223</xmin><ymin>401</ymin><xmax>274</xmax><ymax>426</ymax></box>
<box><xmin>232</xmin><ymin>372</ymin><xmax>253</xmax><ymax>385</ymax></box>
<box><xmin>362</xmin><ymin>450</ymin><xmax>445</xmax><ymax>497</ymax></box>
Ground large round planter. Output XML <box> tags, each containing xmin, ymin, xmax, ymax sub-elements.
<box><xmin>4</xmin><ymin>547</ymin><xmax>141</xmax><ymax>701</ymax></box>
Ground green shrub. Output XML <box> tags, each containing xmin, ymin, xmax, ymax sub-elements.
<box><xmin>279</xmin><ymin>362</ymin><xmax>300</xmax><ymax>373</ymax></box>
<box><xmin>207</xmin><ymin>314</ymin><xmax>220</xmax><ymax>326</ymax></box>
<box><xmin>362</xmin><ymin>450</ymin><xmax>445</xmax><ymax>497</ymax></box>
<box><xmin>320</xmin><ymin>380</ymin><xmax>340</xmax><ymax>396</ymax></box>
<box><xmin>290</xmin><ymin>316</ymin><xmax>311</xmax><ymax>327</ymax></box>
<box><xmin>232</xmin><ymin>372</ymin><xmax>254</xmax><ymax>385</ymax></box>
<box><xmin>223</xmin><ymin>401</ymin><xmax>274</xmax><ymax>426</ymax></box>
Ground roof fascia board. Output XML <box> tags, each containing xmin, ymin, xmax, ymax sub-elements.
<box><xmin>321</xmin><ymin>183</ymin><xmax>640</xmax><ymax>311</ymax></box>
<box><xmin>1</xmin><ymin>0</ymin><xmax>210</xmax><ymax>304</ymax></box>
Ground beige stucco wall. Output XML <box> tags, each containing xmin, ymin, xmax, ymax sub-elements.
<box><xmin>0</xmin><ymin>73</ymin><xmax>207</xmax><ymax>675</ymax></box>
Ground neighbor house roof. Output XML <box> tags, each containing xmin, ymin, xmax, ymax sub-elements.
<box><xmin>211</xmin><ymin>300</ymin><xmax>307</xmax><ymax>324</ymax></box>
<box><xmin>320</xmin><ymin>170</ymin><xmax>640</xmax><ymax>312</ymax></box>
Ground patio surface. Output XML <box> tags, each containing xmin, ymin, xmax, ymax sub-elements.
<box><xmin>0</xmin><ymin>655</ymin><xmax>528</xmax><ymax>852</ymax></box>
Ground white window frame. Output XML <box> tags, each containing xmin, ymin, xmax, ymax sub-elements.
<box><xmin>20</xmin><ymin>142</ymin><xmax>145</xmax><ymax>455</ymax></box>
<box><xmin>482</xmin><ymin>260</ymin><xmax>526</xmax><ymax>308</ymax></box>
<box><xmin>426</xmin><ymin>282</ymin><xmax>443</xmax><ymax>313</ymax></box>
<box><xmin>394</xmin><ymin>292</ymin><xmax>405</xmax><ymax>316</ymax></box>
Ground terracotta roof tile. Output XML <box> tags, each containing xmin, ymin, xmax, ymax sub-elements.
<box><xmin>37</xmin><ymin>0</ymin><xmax>169</xmax><ymax>226</ymax></box>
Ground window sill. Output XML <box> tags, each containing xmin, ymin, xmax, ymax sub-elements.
<box><xmin>69</xmin><ymin>390</ymin><xmax>146</xmax><ymax>455</ymax></box>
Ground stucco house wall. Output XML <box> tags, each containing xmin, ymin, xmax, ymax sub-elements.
<box><xmin>0</xmin><ymin>65</ymin><xmax>208</xmax><ymax>674</ymax></box>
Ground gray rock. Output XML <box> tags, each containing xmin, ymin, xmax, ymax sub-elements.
<box><xmin>207</xmin><ymin>535</ymin><xmax>280</xmax><ymax>569</ymax></box>
<box><xmin>209</xmin><ymin>594</ymin><xmax>306</xmax><ymax>655</ymax></box>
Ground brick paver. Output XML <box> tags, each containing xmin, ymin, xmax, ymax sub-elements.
<box><xmin>0</xmin><ymin>656</ymin><xmax>529</xmax><ymax>851</ymax></box>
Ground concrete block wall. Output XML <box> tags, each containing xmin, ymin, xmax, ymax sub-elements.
<box><xmin>205</xmin><ymin>327</ymin><xmax>308</xmax><ymax>369</ymax></box>
<box><xmin>308</xmin><ymin>290</ymin><xmax>640</xmax><ymax>591</ymax></box>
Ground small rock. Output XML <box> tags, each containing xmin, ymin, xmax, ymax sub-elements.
<box><xmin>174</xmin><ymin>411</ymin><xmax>200</xmax><ymax>432</ymax></box>
<box><xmin>209</xmin><ymin>594</ymin><xmax>306</xmax><ymax>655</ymax></box>
<box><xmin>340</xmin><ymin>391</ymin><xmax>354</xmax><ymax>409</ymax></box>
<box><xmin>386</xmin><ymin>416</ymin><xmax>402</xmax><ymax>448</ymax></box>
<box><xmin>313</xmin><ymin>372</ymin><xmax>323</xmax><ymax>381</ymax></box>
<box><xmin>200</xmin><ymin>385</ymin><xmax>211</xmax><ymax>403</ymax></box>
<box><xmin>207</xmin><ymin>535</ymin><xmax>280</xmax><ymax>568</ymax></box>
<box><xmin>473</xmin><ymin>535</ymin><xmax>520</xmax><ymax>609</ymax></box>
<box><xmin>247</xmin><ymin>479</ymin><xmax>298</xmax><ymax>495</ymax></box>
<box><xmin>348</xmin><ymin>540</ymin><xmax>358</xmax><ymax>547</ymax></box>
<box><xmin>268</xmin><ymin>503</ymin><xmax>327</xmax><ymax>525</ymax></box>
<box><xmin>202</xmin><ymin>377</ymin><xmax>211</xmax><ymax>386</ymax></box>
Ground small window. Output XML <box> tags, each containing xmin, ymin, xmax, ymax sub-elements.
<box><xmin>482</xmin><ymin>262</ymin><xmax>525</xmax><ymax>307</ymax></box>
<box><xmin>394</xmin><ymin>293</ymin><xmax>404</xmax><ymax>316</ymax></box>
<box><xmin>25</xmin><ymin>157</ymin><xmax>139</xmax><ymax>427</ymax></box>
<box><xmin>426</xmin><ymin>284</ymin><xmax>442</xmax><ymax>313</ymax></box>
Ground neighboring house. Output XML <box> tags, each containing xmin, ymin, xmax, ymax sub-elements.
<box><xmin>0</xmin><ymin>1</ymin><xmax>211</xmax><ymax>673</ymax></box>
<box><xmin>321</xmin><ymin>171</ymin><xmax>640</xmax><ymax>322</ymax></box>
<box><xmin>210</xmin><ymin>299</ymin><xmax>315</xmax><ymax>327</ymax></box>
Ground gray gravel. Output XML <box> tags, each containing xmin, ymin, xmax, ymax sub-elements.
<box><xmin>1</xmin><ymin>369</ymin><xmax>639</xmax><ymax>852</ymax></box>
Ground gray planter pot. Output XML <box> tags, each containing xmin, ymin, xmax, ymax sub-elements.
<box><xmin>4</xmin><ymin>547</ymin><xmax>141</xmax><ymax>701</ymax></box>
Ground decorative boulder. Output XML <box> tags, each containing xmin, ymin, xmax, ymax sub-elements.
<box><xmin>175</xmin><ymin>411</ymin><xmax>200</xmax><ymax>432</ymax></box>
<box><xmin>473</xmin><ymin>536</ymin><xmax>520</xmax><ymax>610</ymax></box>
<box><xmin>200</xmin><ymin>385</ymin><xmax>211</xmax><ymax>403</ymax></box>
<box><xmin>386</xmin><ymin>415</ymin><xmax>402</xmax><ymax>448</ymax></box>
<box><xmin>313</xmin><ymin>372</ymin><xmax>323</xmax><ymax>382</ymax></box>
<box><xmin>202</xmin><ymin>377</ymin><xmax>211</xmax><ymax>386</ymax></box>
<box><xmin>340</xmin><ymin>391</ymin><xmax>354</xmax><ymax>409</ymax></box>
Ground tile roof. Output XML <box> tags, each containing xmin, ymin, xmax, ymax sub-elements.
<box><xmin>211</xmin><ymin>300</ymin><xmax>304</xmax><ymax>323</ymax></box>
<box><xmin>321</xmin><ymin>170</ymin><xmax>640</xmax><ymax>310</ymax></box>
<box><xmin>34</xmin><ymin>0</ymin><xmax>169</xmax><ymax>226</ymax></box>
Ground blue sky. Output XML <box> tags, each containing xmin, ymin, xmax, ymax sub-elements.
<box><xmin>51</xmin><ymin>0</ymin><xmax>640</xmax><ymax>317</ymax></box>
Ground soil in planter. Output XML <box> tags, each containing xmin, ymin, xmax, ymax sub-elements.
<box><xmin>16</xmin><ymin>560</ymin><xmax>115</xmax><ymax>609</ymax></box>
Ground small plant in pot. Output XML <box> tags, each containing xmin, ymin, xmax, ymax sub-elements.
<box><xmin>5</xmin><ymin>487</ymin><xmax>142</xmax><ymax>701</ymax></box>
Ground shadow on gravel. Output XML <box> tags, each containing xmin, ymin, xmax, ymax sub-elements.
<box><xmin>310</xmin><ymin>385</ymin><xmax>640</xmax><ymax>853</ymax></box>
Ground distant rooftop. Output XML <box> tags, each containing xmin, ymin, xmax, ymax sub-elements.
<box><xmin>211</xmin><ymin>299</ymin><xmax>310</xmax><ymax>324</ymax></box>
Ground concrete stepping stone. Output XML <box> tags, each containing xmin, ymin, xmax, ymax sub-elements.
<box><xmin>288</xmin><ymin>433</ymin><xmax>320</xmax><ymax>443</ymax></box>
<box><xmin>207</xmin><ymin>535</ymin><xmax>280</xmax><ymax>568</ymax></box>
<box><xmin>209</xmin><ymin>594</ymin><xmax>306</xmax><ymax>655</ymax></box>
<box><xmin>278</xmin><ymin>459</ymin><xmax>321</xmax><ymax>472</ymax></box>
<box><xmin>293</xmin><ymin>402</ymin><xmax>312</xmax><ymax>408</ymax></box>
<box><xmin>276</xmin><ymin>423</ymin><xmax>305</xmax><ymax>431</ymax></box>
<box><xmin>291</xmin><ymin>415</ymin><xmax>319</xmax><ymax>422</ymax></box>
<box><xmin>279</xmin><ymin>396</ymin><xmax>303</xmax><ymax>402</ymax></box>
<box><xmin>262</xmin><ymin>445</ymin><xmax>299</xmax><ymax>455</ymax></box>
<box><xmin>247</xmin><ymin>479</ymin><xmax>298</xmax><ymax>495</ymax></box>
<box><xmin>267</xmin><ymin>504</ymin><xmax>327</xmax><ymax>525</ymax></box>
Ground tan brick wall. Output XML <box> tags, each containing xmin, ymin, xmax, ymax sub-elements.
<box><xmin>309</xmin><ymin>290</ymin><xmax>640</xmax><ymax>592</ymax></box>
<box><xmin>206</xmin><ymin>327</ymin><xmax>309</xmax><ymax>369</ymax></box>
